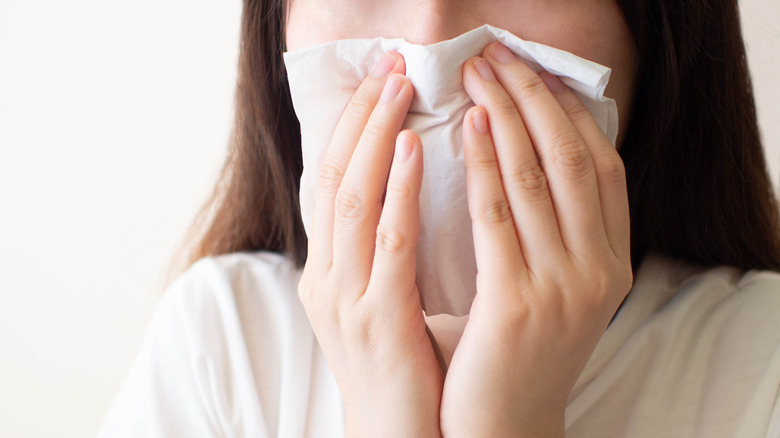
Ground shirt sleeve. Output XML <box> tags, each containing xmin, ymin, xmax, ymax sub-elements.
<box><xmin>739</xmin><ymin>272</ymin><xmax>780</xmax><ymax>438</ymax></box>
<box><xmin>95</xmin><ymin>259</ymin><xmax>269</xmax><ymax>438</ymax></box>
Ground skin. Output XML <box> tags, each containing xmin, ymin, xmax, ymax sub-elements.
<box><xmin>290</xmin><ymin>1</ymin><xmax>637</xmax><ymax>437</ymax></box>
<box><xmin>287</xmin><ymin>0</ymin><xmax>637</xmax><ymax>146</ymax></box>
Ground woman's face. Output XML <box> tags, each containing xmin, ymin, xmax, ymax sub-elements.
<box><xmin>286</xmin><ymin>0</ymin><xmax>637</xmax><ymax>145</ymax></box>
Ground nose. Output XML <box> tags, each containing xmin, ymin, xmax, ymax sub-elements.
<box><xmin>397</xmin><ymin>1</ymin><xmax>476</xmax><ymax>45</ymax></box>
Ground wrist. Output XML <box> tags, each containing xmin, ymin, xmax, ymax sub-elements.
<box><xmin>441</xmin><ymin>407</ymin><xmax>564</xmax><ymax>438</ymax></box>
<box><xmin>345</xmin><ymin>394</ymin><xmax>443</xmax><ymax>438</ymax></box>
<box><xmin>346</xmin><ymin>410</ymin><xmax>442</xmax><ymax>438</ymax></box>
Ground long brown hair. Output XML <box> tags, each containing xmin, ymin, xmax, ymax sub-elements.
<box><xmin>169</xmin><ymin>0</ymin><xmax>780</xmax><ymax>285</ymax></box>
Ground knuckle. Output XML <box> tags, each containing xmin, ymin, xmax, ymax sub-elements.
<box><xmin>477</xmin><ymin>197</ymin><xmax>513</xmax><ymax>224</ymax></box>
<box><xmin>499</xmin><ymin>303</ymin><xmax>533</xmax><ymax>333</ymax></box>
<box><xmin>346</xmin><ymin>90</ymin><xmax>375</xmax><ymax>118</ymax></box>
<box><xmin>492</xmin><ymin>98</ymin><xmax>521</xmax><ymax>121</ymax></box>
<box><xmin>335</xmin><ymin>186</ymin><xmax>367</xmax><ymax>220</ymax></box>
<box><xmin>318</xmin><ymin>161</ymin><xmax>344</xmax><ymax>192</ymax></box>
<box><xmin>589</xmin><ymin>266</ymin><xmax>612</xmax><ymax>296</ymax></box>
<box><xmin>550</xmin><ymin>133</ymin><xmax>592</xmax><ymax>180</ymax></box>
<box><xmin>297</xmin><ymin>274</ymin><xmax>332</xmax><ymax>323</ymax></box>
<box><xmin>489</xmin><ymin>286</ymin><xmax>537</xmax><ymax>331</ymax></box>
<box><xmin>563</xmin><ymin>100</ymin><xmax>592</xmax><ymax>123</ymax></box>
<box><xmin>510</xmin><ymin>73</ymin><xmax>549</xmax><ymax>100</ymax></box>
<box><xmin>346</xmin><ymin>302</ymin><xmax>384</xmax><ymax>350</ymax></box>
<box><xmin>509</xmin><ymin>163</ymin><xmax>550</xmax><ymax>202</ymax></box>
<box><xmin>576</xmin><ymin>261</ymin><xmax>631</xmax><ymax>313</ymax></box>
<box><xmin>621</xmin><ymin>270</ymin><xmax>635</xmax><ymax>295</ymax></box>
<box><xmin>375</xmin><ymin>224</ymin><xmax>407</xmax><ymax>256</ymax></box>
<box><xmin>386</xmin><ymin>179</ymin><xmax>412</xmax><ymax>201</ymax></box>
<box><xmin>360</xmin><ymin>122</ymin><xmax>385</xmax><ymax>143</ymax></box>
<box><xmin>581</xmin><ymin>269</ymin><xmax>613</xmax><ymax>312</ymax></box>
<box><xmin>297</xmin><ymin>277</ymin><xmax>312</xmax><ymax>306</ymax></box>
<box><xmin>602</xmin><ymin>259</ymin><xmax>635</xmax><ymax>297</ymax></box>
<box><xmin>595</xmin><ymin>152</ymin><xmax>627</xmax><ymax>182</ymax></box>
<box><xmin>467</xmin><ymin>149</ymin><xmax>499</xmax><ymax>173</ymax></box>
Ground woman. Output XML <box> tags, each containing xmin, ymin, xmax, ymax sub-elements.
<box><xmin>98</xmin><ymin>0</ymin><xmax>780</xmax><ymax>437</ymax></box>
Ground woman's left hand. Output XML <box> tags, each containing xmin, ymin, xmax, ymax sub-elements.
<box><xmin>439</xmin><ymin>42</ymin><xmax>634</xmax><ymax>437</ymax></box>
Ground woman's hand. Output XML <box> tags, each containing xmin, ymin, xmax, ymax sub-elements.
<box><xmin>297</xmin><ymin>52</ymin><xmax>444</xmax><ymax>438</ymax></box>
<box><xmin>440</xmin><ymin>43</ymin><xmax>634</xmax><ymax>437</ymax></box>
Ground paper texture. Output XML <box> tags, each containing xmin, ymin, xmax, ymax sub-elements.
<box><xmin>284</xmin><ymin>24</ymin><xmax>618</xmax><ymax>316</ymax></box>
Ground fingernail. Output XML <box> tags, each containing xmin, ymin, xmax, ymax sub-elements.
<box><xmin>540</xmin><ymin>72</ymin><xmax>567</xmax><ymax>94</ymax></box>
<box><xmin>489</xmin><ymin>43</ymin><xmax>515</xmax><ymax>64</ymax></box>
<box><xmin>380</xmin><ymin>75</ymin><xmax>403</xmax><ymax>102</ymax></box>
<box><xmin>474</xmin><ymin>58</ymin><xmax>495</xmax><ymax>81</ymax></box>
<box><xmin>472</xmin><ymin>108</ymin><xmax>488</xmax><ymax>135</ymax></box>
<box><xmin>396</xmin><ymin>133</ymin><xmax>415</xmax><ymax>162</ymax></box>
<box><xmin>370</xmin><ymin>52</ymin><xmax>396</xmax><ymax>78</ymax></box>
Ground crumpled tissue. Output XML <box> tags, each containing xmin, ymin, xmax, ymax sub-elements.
<box><xmin>284</xmin><ymin>24</ymin><xmax>618</xmax><ymax>316</ymax></box>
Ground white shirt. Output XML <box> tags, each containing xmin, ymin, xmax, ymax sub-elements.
<box><xmin>97</xmin><ymin>251</ymin><xmax>780</xmax><ymax>437</ymax></box>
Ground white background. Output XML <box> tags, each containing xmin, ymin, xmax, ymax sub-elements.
<box><xmin>0</xmin><ymin>1</ymin><xmax>777</xmax><ymax>437</ymax></box>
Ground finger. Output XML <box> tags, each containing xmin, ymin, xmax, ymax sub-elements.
<box><xmin>540</xmin><ymin>72</ymin><xmax>630</xmax><ymax>260</ymax></box>
<box><xmin>367</xmin><ymin>131</ymin><xmax>423</xmax><ymax>306</ymax></box>
<box><xmin>309</xmin><ymin>52</ymin><xmax>406</xmax><ymax>270</ymax></box>
<box><xmin>463</xmin><ymin>106</ymin><xmax>527</xmax><ymax>289</ymax></box>
<box><xmin>484</xmin><ymin>42</ymin><xmax>607</xmax><ymax>258</ymax></box>
<box><xmin>462</xmin><ymin>56</ymin><xmax>564</xmax><ymax>268</ymax></box>
<box><xmin>332</xmin><ymin>74</ymin><xmax>415</xmax><ymax>287</ymax></box>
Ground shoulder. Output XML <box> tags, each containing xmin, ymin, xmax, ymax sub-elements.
<box><xmin>155</xmin><ymin>251</ymin><xmax>311</xmax><ymax>380</ymax></box>
<box><xmin>160</xmin><ymin>251</ymin><xmax>305</xmax><ymax>336</ymax></box>
<box><xmin>632</xmin><ymin>251</ymin><xmax>780</xmax><ymax>324</ymax></box>
<box><xmin>641</xmin><ymin>254</ymin><xmax>780</xmax><ymax>359</ymax></box>
<box><xmin>166</xmin><ymin>251</ymin><xmax>302</xmax><ymax>306</ymax></box>
<box><xmin>734</xmin><ymin>266</ymin><xmax>780</xmax><ymax>327</ymax></box>
<box><xmin>568</xmin><ymin>254</ymin><xmax>780</xmax><ymax>436</ymax></box>
<box><xmin>98</xmin><ymin>251</ymin><xmax>309</xmax><ymax>438</ymax></box>
<box><xmin>653</xmin><ymin>256</ymin><xmax>780</xmax><ymax>435</ymax></box>
<box><xmin>670</xmin><ymin>258</ymin><xmax>780</xmax><ymax>330</ymax></box>
<box><xmin>735</xmin><ymin>266</ymin><xmax>780</xmax><ymax>309</ymax></box>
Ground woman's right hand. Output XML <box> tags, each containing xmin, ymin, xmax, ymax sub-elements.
<box><xmin>297</xmin><ymin>52</ymin><xmax>444</xmax><ymax>438</ymax></box>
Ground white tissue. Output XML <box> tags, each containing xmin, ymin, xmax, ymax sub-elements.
<box><xmin>284</xmin><ymin>24</ymin><xmax>618</xmax><ymax>316</ymax></box>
